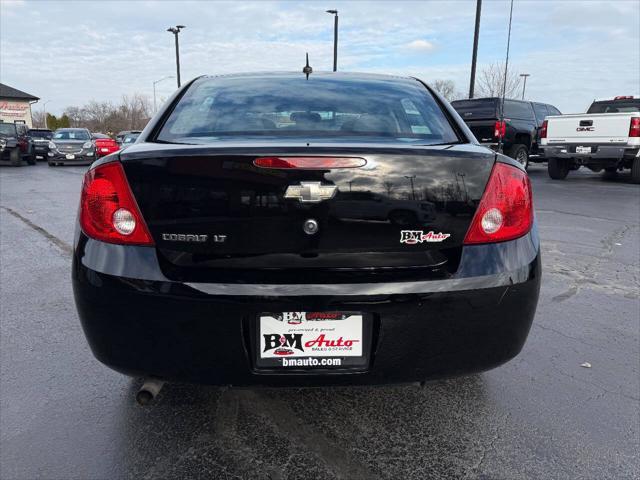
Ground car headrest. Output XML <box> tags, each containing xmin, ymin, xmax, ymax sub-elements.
<box><xmin>290</xmin><ymin>112</ymin><xmax>321</xmax><ymax>124</ymax></box>
<box><xmin>349</xmin><ymin>114</ymin><xmax>397</xmax><ymax>133</ymax></box>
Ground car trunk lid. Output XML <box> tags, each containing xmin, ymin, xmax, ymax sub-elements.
<box><xmin>120</xmin><ymin>142</ymin><xmax>495</xmax><ymax>283</ymax></box>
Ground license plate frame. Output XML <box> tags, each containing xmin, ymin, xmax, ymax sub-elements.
<box><xmin>254</xmin><ymin>311</ymin><xmax>372</xmax><ymax>370</ymax></box>
<box><xmin>65</xmin><ymin>154</ymin><xmax>75</xmax><ymax>160</ymax></box>
<box><xmin>575</xmin><ymin>146</ymin><xmax>592</xmax><ymax>154</ymax></box>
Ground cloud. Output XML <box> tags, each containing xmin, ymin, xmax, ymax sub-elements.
<box><xmin>405</xmin><ymin>40</ymin><xmax>435</xmax><ymax>52</ymax></box>
<box><xmin>0</xmin><ymin>0</ymin><xmax>637</xmax><ymax>115</ymax></box>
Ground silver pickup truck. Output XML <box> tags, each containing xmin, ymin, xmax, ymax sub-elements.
<box><xmin>541</xmin><ymin>96</ymin><xmax>640</xmax><ymax>183</ymax></box>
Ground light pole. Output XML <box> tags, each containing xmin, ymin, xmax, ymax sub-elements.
<box><xmin>520</xmin><ymin>73</ymin><xmax>530</xmax><ymax>100</ymax></box>
<box><xmin>326</xmin><ymin>10</ymin><xmax>338</xmax><ymax>72</ymax></box>
<box><xmin>42</xmin><ymin>100</ymin><xmax>51</xmax><ymax>129</ymax></box>
<box><xmin>404</xmin><ymin>175</ymin><xmax>416</xmax><ymax>200</ymax></box>
<box><xmin>468</xmin><ymin>0</ymin><xmax>482</xmax><ymax>98</ymax></box>
<box><xmin>167</xmin><ymin>25</ymin><xmax>186</xmax><ymax>88</ymax></box>
<box><xmin>153</xmin><ymin>76</ymin><xmax>174</xmax><ymax>113</ymax></box>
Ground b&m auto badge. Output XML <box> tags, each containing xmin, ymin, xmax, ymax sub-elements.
<box><xmin>400</xmin><ymin>230</ymin><xmax>451</xmax><ymax>244</ymax></box>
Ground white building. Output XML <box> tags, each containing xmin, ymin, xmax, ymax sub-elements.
<box><xmin>0</xmin><ymin>83</ymin><xmax>39</xmax><ymax>128</ymax></box>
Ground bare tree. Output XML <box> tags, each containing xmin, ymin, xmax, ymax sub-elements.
<box><xmin>476</xmin><ymin>61</ymin><xmax>521</xmax><ymax>98</ymax></box>
<box><xmin>64</xmin><ymin>106</ymin><xmax>86</xmax><ymax>128</ymax></box>
<box><xmin>431</xmin><ymin>79</ymin><xmax>459</xmax><ymax>101</ymax></box>
<box><xmin>61</xmin><ymin>94</ymin><xmax>152</xmax><ymax>134</ymax></box>
<box><xmin>31</xmin><ymin>110</ymin><xmax>46</xmax><ymax>128</ymax></box>
<box><xmin>383</xmin><ymin>181</ymin><xmax>395</xmax><ymax>196</ymax></box>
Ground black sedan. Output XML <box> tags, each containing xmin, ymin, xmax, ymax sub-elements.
<box><xmin>72</xmin><ymin>72</ymin><xmax>540</xmax><ymax>396</ymax></box>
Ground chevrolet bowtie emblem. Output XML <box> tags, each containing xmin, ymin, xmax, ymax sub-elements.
<box><xmin>284</xmin><ymin>182</ymin><xmax>337</xmax><ymax>203</ymax></box>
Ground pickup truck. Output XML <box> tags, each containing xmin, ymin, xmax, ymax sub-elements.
<box><xmin>0</xmin><ymin>122</ymin><xmax>35</xmax><ymax>166</ymax></box>
<box><xmin>451</xmin><ymin>97</ymin><xmax>562</xmax><ymax>170</ymax></box>
<box><xmin>541</xmin><ymin>96</ymin><xmax>640</xmax><ymax>183</ymax></box>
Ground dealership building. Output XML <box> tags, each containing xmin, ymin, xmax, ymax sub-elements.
<box><xmin>0</xmin><ymin>83</ymin><xmax>39</xmax><ymax>128</ymax></box>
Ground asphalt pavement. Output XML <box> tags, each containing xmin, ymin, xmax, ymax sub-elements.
<box><xmin>1</xmin><ymin>162</ymin><xmax>638</xmax><ymax>480</ymax></box>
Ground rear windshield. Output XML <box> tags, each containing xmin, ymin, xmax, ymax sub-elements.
<box><xmin>587</xmin><ymin>100</ymin><xmax>640</xmax><ymax>113</ymax></box>
<box><xmin>30</xmin><ymin>130</ymin><xmax>53</xmax><ymax>139</ymax></box>
<box><xmin>123</xmin><ymin>133</ymin><xmax>139</xmax><ymax>144</ymax></box>
<box><xmin>450</xmin><ymin>99</ymin><xmax>498</xmax><ymax>119</ymax></box>
<box><xmin>156</xmin><ymin>76</ymin><xmax>460</xmax><ymax>145</ymax></box>
<box><xmin>53</xmin><ymin>130</ymin><xmax>90</xmax><ymax>140</ymax></box>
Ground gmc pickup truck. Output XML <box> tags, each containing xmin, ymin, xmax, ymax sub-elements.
<box><xmin>541</xmin><ymin>96</ymin><xmax>640</xmax><ymax>183</ymax></box>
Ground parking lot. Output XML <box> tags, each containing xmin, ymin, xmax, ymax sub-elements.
<box><xmin>0</xmin><ymin>163</ymin><xmax>638</xmax><ymax>479</ymax></box>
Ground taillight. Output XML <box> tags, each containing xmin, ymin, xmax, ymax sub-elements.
<box><xmin>539</xmin><ymin>120</ymin><xmax>548</xmax><ymax>139</ymax></box>
<box><xmin>493</xmin><ymin>121</ymin><xmax>506</xmax><ymax>139</ymax></box>
<box><xmin>464</xmin><ymin>162</ymin><xmax>533</xmax><ymax>244</ymax></box>
<box><xmin>254</xmin><ymin>156</ymin><xmax>366</xmax><ymax>169</ymax></box>
<box><xmin>629</xmin><ymin>117</ymin><xmax>640</xmax><ymax>138</ymax></box>
<box><xmin>79</xmin><ymin>162</ymin><xmax>154</xmax><ymax>245</ymax></box>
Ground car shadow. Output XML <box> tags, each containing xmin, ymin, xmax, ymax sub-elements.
<box><xmin>113</xmin><ymin>375</ymin><xmax>496</xmax><ymax>479</ymax></box>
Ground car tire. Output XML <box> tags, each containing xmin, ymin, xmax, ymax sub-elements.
<box><xmin>507</xmin><ymin>144</ymin><xmax>529</xmax><ymax>170</ymax></box>
<box><xmin>26</xmin><ymin>153</ymin><xmax>36</xmax><ymax>165</ymax></box>
<box><xmin>48</xmin><ymin>161</ymin><xmax>56</xmax><ymax>167</ymax></box>
<box><xmin>548</xmin><ymin>158</ymin><xmax>570</xmax><ymax>180</ymax></box>
<box><xmin>9</xmin><ymin>149</ymin><xmax>21</xmax><ymax>166</ymax></box>
<box><xmin>631</xmin><ymin>158</ymin><xmax>640</xmax><ymax>184</ymax></box>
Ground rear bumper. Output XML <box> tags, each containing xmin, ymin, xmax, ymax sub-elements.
<box><xmin>72</xmin><ymin>228</ymin><xmax>541</xmax><ymax>387</ymax></box>
<box><xmin>480</xmin><ymin>142</ymin><xmax>501</xmax><ymax>152</ymax></box>
<box><xmin>541</xmin><ymin>144</ymin><xmax>639</xmax><ymax>163</ymax></box>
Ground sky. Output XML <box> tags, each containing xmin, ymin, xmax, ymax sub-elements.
<box><xmin>1</xmin><ymin>0</ymin><xmax>638</xmax><ymax>116</ymax></box>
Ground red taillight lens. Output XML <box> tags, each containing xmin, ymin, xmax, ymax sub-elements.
<box><xmin>79</xmin><ymin>162</ymin><xmax>154</xmax><ymax>245</ymax></box>
<box><xmin>629</xmin><ymin>117</ymin><xmax>640</xmax><ymax>138</ymax></box>
<box><xmin>493</xmin><ymin>121</ymin><xmax>506</xmax><ymax>139</ymax></box>
<box><xmin>254</xmin><ymin>156</ymin><xmax>366</xmax><ymax>169</ymax></box>
<box><xmin>539</xmin><ymin>120</ymin><xmax>548</xmax><ymax>139</ymax></box>
<box><xmin>464</xmin><ymin>163</ymin><xmax>533</xmax><ymax>244</ymax></box>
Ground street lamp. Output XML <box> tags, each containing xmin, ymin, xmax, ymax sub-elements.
<box><xmin>167</xmin><ymin>25</ymin><xmax>186</xmax><ymax>88</ymax></box>
<box><xmin>153</xmin><ymin>76</ymin><xmax>174</xmax><ymax>113</ymax></box>
<box><xmin>326</xmin><ymin>10</ymin><xmax>338</xmax><ymax>72</ymax></box>
<box><xmin>404</xmin><ymin>175</ymin><xmax>416</xmax><ymax>200</ymax></box>
<box><xmin>468</xmin><ymin>0</ymin><xmax>482</xmax><ymax>98</ymax></box>
<box><xmin>520</xmin><ymin>73</ymin><xmax>530</xmax><ymax>100</ymax></box>
<box><xmin>42</xmin><ymin>100</ymin><xmax>51</xmax><ymax>129</ymax></box>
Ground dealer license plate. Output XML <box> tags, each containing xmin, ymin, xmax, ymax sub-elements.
<box><xmin>65</xmin><ymin>154</ymin><xmax>75</xmax><ymax>160</ymax></box>
<box><xmin>576</xmin><ymin>146</ymin><xmax>592</xmax><ymax>154</ymax></box>
<box><xmin>256</xmin><ymin>312</ymin><xmax>366</xmax><ymax>369</ymax></box>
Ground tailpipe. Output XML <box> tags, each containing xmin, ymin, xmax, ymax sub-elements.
<box><xmin>136</xmin><ymin>378</ymin><xmax>165</xmax><ymax>406</ymax></box>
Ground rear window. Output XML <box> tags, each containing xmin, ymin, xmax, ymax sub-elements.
<box><xmin>450</xmin><ymin>99</ymin><xmax>498</xmax><ymax>119</ymax></box>
<box><xmin>532</xmin><ymin>103</ymin><xmax>549</xmax><ymax>124</ymax></box>
<box><xmin>503</xmin><ymin>100</ymin><xmax>535</xmax><ymax>120</ymax></box>
<box><xmin>587</xmin><ymin>100</ymin><xmax>640</xmax><ymax>113</ymax></box>
<box><xmin>156</xmin><ymin>75</ymin><xmax>460</xmax><ymax>145</ymax></box>
<box><xmin>29</xmin><ymin>130</ymin><xmax>53</xmax><ymax>139</ymax></box>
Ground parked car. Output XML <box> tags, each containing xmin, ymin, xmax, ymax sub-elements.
<box><xmin>121</xmin><ymin>131</ymin><xmax>140</xmax><ymax>147</ymax></box>
<box><xmin>72</xmin><ymin>72</ymin><xmax>540</xmax><ymax>397</ymax></box>
<box><xmin>541</xmin><ymin>96</ymin><xmax>640</xmax><ymax>183</ymax></box>
<box><xmin>47</xmin><ymin>128</ymin><xmax>95</xmax><ymax>166</ymax></box>
<box><xmin>0</xmin><ymin>122</ymin><xmax>35</xmax><ymax>166</ymax></box>
<box><xmin>450</xmin><ymin>97</ymin><xmax>562</xmax><ymax>169</ymax></box>
<box><xmin>28</xmin><ymin>128</ymin><xmax>53</xmax><ymax>161</ymax></box>
<box><xmin>92</xmin><ymin>133</ymin><xmax>120</xmax><ymax>158</ymax></box>
<box><xmin>115</xmin><ymin>130</ymin><xmax>141</xmax><ymax>145</ymax></box>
